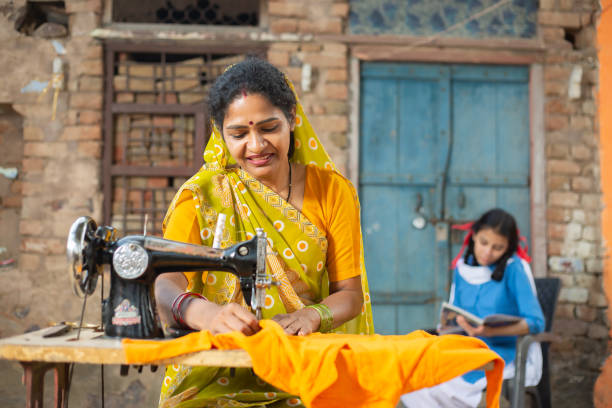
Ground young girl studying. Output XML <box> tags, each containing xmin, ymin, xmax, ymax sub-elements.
<box><xmin>401</xmin><ymin>208</ymin><xmax>545</xmax><ymax>407</ymax></box>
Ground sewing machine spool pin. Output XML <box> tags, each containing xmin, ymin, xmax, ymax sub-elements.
<box><xmin>66</xmin><ymin>217</ymin><xmax>276</xmax><ymax>339</ymax></box>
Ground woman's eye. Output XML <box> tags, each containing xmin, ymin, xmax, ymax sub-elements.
<box><xmin>230</xmin><ymin>133</ymin><xmax>246</xmax><ymax>139</ymax></box>
<box><xmin>261</xmin><ymin>125</ymin><xmax>278</xmax><ymax>132</ymax></box>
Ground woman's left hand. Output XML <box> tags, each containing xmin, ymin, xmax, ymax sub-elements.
<box><xmin>271</xmin><ymin>307</ymin><xmax>321</xmax><ymax>336</ymax></box>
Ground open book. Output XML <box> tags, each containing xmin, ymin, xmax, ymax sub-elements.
<box><xmin>438</xmin><ymin>302</ymin><xmax>522</xmax><ymax>335</ymax></box>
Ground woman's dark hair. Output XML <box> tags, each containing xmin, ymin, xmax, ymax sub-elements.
<box><xmin>463</xmin><ymin>208</ymin><xmax>519</xmax><ymax>281</ymax></box>
<box><xmin>208</xmin><ymin>56</ymin><xmax>297</xmax><ymax>158</ymax></box>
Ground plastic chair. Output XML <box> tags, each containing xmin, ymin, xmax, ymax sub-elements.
<box><xmin>509</xmin><ymin>277</ymin><xmax>561</xmax><ymax>408</ymax></box>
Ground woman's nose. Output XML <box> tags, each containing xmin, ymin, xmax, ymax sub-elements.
<box><xmin>247</xmin><ymin>131</ymin><xmax>266</xmax><ymax>151</ymax></box>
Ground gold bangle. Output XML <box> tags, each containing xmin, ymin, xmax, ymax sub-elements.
<box><xmin>305</xmin><ymin>304</ymin><xmax>334</xmax><ymax>333</ymax></box>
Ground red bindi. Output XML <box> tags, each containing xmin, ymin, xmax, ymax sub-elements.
<box><xmin>249</xmin><ymin>121</ymin><xmax>253</xmax><ymax>125</ymax></box>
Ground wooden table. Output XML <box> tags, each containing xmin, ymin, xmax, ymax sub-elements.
<box><xmin>0</xmin><ymin>325</ymin><xmax>252</xmax><ymax>408</ymax></box>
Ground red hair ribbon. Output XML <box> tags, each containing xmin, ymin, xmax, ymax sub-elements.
<box><xmin>450</xmin><ymin>222</ymin><xmax>531</xmax><ymax>269</ymax></box>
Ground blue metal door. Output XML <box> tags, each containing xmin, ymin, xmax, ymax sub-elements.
<box><xmin>359</xmin><ymin>63</ymin><xmax>530</xmax><ymax>334</ymax></box>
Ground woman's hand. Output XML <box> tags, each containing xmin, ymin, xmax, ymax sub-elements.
<box><xmin>185</xmin><ymin>300</ymin><xmax>260</xmax><ymax>336</ymax></box>
<box><xmin>271</xmin><ymin>307</ymin><xmax>321</xmax><ymax>336</ymax></box>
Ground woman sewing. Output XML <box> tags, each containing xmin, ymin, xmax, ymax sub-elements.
<box><xmin>154</xmin><ymin>57</ymin><xmax>374</xmax><ymax>407</ymax></box>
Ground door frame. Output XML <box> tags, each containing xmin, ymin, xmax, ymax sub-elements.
<box><xmin>348</xmin><ymin>47</ymin><xmax>546</xmax><ymax>278</ymax></box>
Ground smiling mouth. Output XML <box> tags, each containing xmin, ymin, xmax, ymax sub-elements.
<box><xmin>247</xmin><ymin>154</ymin><xmax>273</xmax><ymax>165</ymax></box>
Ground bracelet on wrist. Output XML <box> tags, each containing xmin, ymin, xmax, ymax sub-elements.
<box><xmin>171</xmin><ymin>292</ymin><xmax>207</xmax><ymax>328</ymax></box>
<box><xmin>305</xmin><ymin>303</ymin><xmax>334</xmax><ymax>333</ymax></box>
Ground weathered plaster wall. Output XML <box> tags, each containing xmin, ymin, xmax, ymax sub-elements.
<box><xmin>594</xmin><ymin>0</ymin><xmax>612</xmax><ymax>406</ymax></box>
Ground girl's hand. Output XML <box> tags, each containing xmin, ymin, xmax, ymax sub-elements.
<box><xmin>185</xmin><ymin>300</ymin><xmax>260</xmax><ymax>336</ymax></box>
<box><xmin>271</xmin><ymin>307</ymin><xmax>321</xmax><ymax>336</ymax></box>
<box><xmin>456</xmin><ymin>315</ymin><xmax>488</xmax><ymax>337</ymax></box>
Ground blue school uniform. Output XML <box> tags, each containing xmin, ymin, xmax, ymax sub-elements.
<box><xmin>451</xmin><ymin>254</ymin><xmax>546</xmax><ymax>383</ymax></box>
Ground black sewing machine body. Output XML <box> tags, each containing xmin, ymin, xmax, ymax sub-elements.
<box><xmin>67</xmin><ymin>217</ymin><xmax>268</xmax><ymax>339</ymax></box>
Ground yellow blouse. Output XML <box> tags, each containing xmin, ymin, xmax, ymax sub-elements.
<box><xmin>164</xmin><ymin>164</ymin><xmax>362</xmax><ymax>282</ymax></box>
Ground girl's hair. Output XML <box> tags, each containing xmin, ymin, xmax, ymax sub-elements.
<box><xmin>208</xmin><ymin>56</ymin><xmax>297</xmax><ymax>158</ymax></box>
<box><xmin>463</xmin><ymin>208</ymin><xmax>519</xmax><ymax>281</ymax></box>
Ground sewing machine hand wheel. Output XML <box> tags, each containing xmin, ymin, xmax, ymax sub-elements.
<box><xmin>66</xmin><ymin>216</ymin><xmax>101</xmax><ymax>297</ymax></box>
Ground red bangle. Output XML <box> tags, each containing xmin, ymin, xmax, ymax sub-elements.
<box><xmin>171</xmin><ymin>292</ymin><xmax>207</xmax><ymax>328</ymax></box>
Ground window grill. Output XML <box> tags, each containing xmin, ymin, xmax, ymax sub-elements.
<box><xmin>103</xmin><ymin>44</ymin><xmax>265</xmax><ymax>237</ymax></box>
<box><xmin>113</xmin><ymin>0</ymin><xmax>260</xmax><ymax>26</ymax></box>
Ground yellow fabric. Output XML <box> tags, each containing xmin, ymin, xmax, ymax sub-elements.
<box><xmin>124</xmin><ymin>320</ymin><xmax>504</xmax><ymax>408</ymax></box>
<box><xmin>158</xmin><ymin>76</ymin><xmax>374</xmax><ymax>405</ymax></box>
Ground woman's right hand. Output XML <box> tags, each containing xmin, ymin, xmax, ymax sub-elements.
<box><xmin>183</xmin><ymin>299</ymin><xmax>260</xmax><ymax>336</ymax></box>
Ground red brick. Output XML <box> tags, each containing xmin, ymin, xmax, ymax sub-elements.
<box><xmin>548</xmin><ymin>223</ymin><xmax>566</xmax><ymax>240</ymax></box>
<box><xmin>323</xmin><ymin>84</ymin><xmax>348</xmax><ymax>100</ymax></box>
<box><xmin>2</xmin><ymin>196</ymin><xmax>21</xmax><ymax>208</ymax></box>
<box><xmin>548</xmin><ymin>159</ymin><xmax>581</xmax><ymax>175</ymax></box>
<box><xmin>548</xmin><ymin>240</ymin><xmax>563</xmax><ymax>256</ymax></box>
<box><xmin>268</xmin><ymin>2</ymin><xmax>306</xmax><ymax>17</ymax></box>
<box><xmin>310</xmin><ymin>114</ymin><xmax>348</xmax><ymax>133</ymax></box>
<box><xmin>299</xmin><ymin>18</ymin><xmax>343</xmax><ymax>34</ymax></box>
<box><xmin>10</xmin><ymin>181</ymin><xmax>22</xmax><ymax>195</ymax></box>
<box><xmin>545</xmin><ymin>99</ymin><xmax>575</xmax><ymax>115</ymax></box>
<box><xmin>331</xmin><ymin>3</ymin><xmax>350</xmax><ymax>17</ymax></box>
<box><xmin>549</xmin><ymin>191</ymin><xmax>579</xmax><ymax>207</ymax></box>
<box><xmin>267</xmin><ymin>50</ymin><xmax>290</xmax><ymax>67</ymax></box>
<box><xmin>147</xmin><ymin>177</ymin><xmax>169</xmax><ymax>188</ymax></box>
<box><xmin>61</xmin><ymin>125</ymin><xmax>101</xmax><ymax>141</ymax></box>
<box><xmin>23</xmin><ymin>126</ymin><xmax>44</xmax><ymax>141</ymax></box>
<box><xmin>570</xmin><ymin>115</ymin><xmax>592</xmax><ymax>131</ymax></box>
<box><xmin>326</xmin><ymin>68</ymin><xmax>347</xmax><ymax>82</ymax></box>
<box><xmin>65</xmin><ymin>0</ymin><xmax>102</xmax><ymax>14</ymax></box>
<box><xmin>546</xmin><ymin>142</ymin><xmax>569</xmax><ymax>158</ymax></box>
<box><xmin>23</xmin><ymin>142</ymin><xmax>68</xmax><ymax>158</ymax></box>
<box><xmin>21</xmin><ymin>158</ymin><xmax>44</xmax><ymax>173</ymax></box>
<box><xmin>548</xmin><ymin>175</ymin><xmax>570</xmax><ymax>191</ymax></box>
<box><xmin>156</xmin><ymin>93</ymin><xmax>178</xmax><ymax>104</ymax></box>
<box><xmin>19</xmin><ymin>253</ymin><xmax>41</xmax><ymax>271</ymax></box>
<box><xmin>21</xmin><ymin>237</ymin><xmax>64</xmax><ymax>255</ymax></box>
<box><xmin>304</xmin><ymin>54</ymin><xmax>347</xmax><ymax>68</ymax></box>
<box><xmin>20</xmin><ymin>219</ymin><xmax>44</xmax><ymax>235</ymax></box>
<box><xmin>538</xmin><ymin>11</ymin><xmax>582</xmax><ymax>28</ymax></box>
<box><xmin>546</xmin><ymin>114</ymin><xmax>569</xmax><ymax>131</ymax></box>
<box><xmin>541</xmin><ymin>26</ymin><xmax>565</xmax><ymax>41</ymax></box>
<box><xmin>323</xmin><ymin>43</ymin><xmax>348</xmax><ymax>55</ymax></box>
<box><xmin>71</xmin><ymin>92</ymin><xmax>103</xmax><ymax>110</ymax></box>
<box><xmin>78</xmin><ymin>76</ymin><xmax>103</xmax><ymax>91</ymax></box>
<box><xmin>571</xmin><ymin>144</ymin><xmax>592</xmax><ymax>160</ymax></box>
<box><xmin>572</xmin><ymin>176</ymin><xmax>593</xmax><ymax>192</ymax></box>
<box><xmin>21</xmin><ymin>181</ymin><xmax>44</xmax><ymax>195</ymax></box>
<box><xmin>301</xmin><ymin>44</ymin><xmax>322</xmax><ymax>52</ymax></box>
<box><xmin>547</xmin><ymin>208</ymin><xmax>571</xmax><ymax>223</ymax></box>
<box><xmin>76</xmin><ymin>58</ymin><xmax>103</xmax><ymax>76</ymax></box>
<box><xmin>270</xmin><ymin>18</ymin><xmax>298</xmax><ymax>34</ymax></box>
<box><xmin>544</xmin><ymin>81</ymin><xmax>566</xmax><ymax>96</ymax></box>
<box><xmin>271</xmin><ymin>43</ymin><xmax>299</xmax><ymax>52</ymax></box>
<box><xmin>79</xmin><ymin>110</ymin><xmax>102</xmax><ymax>125</ymax></box>
<box><xmin>77</xmin><ymin>141</ymin><xmax>101</xmax><ymax>158</ymax></box>
<box><xmin>545</xmin><ymin>66</ymin><xmax>572</xmax><ymax>82</ymax></box>
<box><xmin>116</xmin><ymin>93</ymin><xmax>134</xmax><ymax>103</ymax></box>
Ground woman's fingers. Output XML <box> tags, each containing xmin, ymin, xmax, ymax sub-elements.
<box><xmin>210</xmin><ymin>303</ymin><xmax>260</xmax><ymax>335</ymax></box>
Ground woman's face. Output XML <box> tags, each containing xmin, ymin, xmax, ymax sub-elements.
<box><xmin>222</xmin><ymin>93</ymin><xmax>294</xmax><ymax>181</ymax></box>
<box><xmin>472</xmin><ymin>228</ymin><xmax>508</xmax><ymax>266</ymax></box>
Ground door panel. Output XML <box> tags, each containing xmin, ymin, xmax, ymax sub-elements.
<box><xmin>360</xmin><ymin>63</ymin><xmax>530</xmax><ymax>334</ymax></box>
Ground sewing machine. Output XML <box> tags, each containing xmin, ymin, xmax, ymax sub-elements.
<box><xmin>66</xmin><ymin>216</ymin><xmax>272</xmax><ymax>339</ymax></box>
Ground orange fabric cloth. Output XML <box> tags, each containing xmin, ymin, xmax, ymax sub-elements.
<box><xmin>123</xmin><ymin>320</ymin><xmax>504</xmax><ymax>408</ymax></box>
<box><xmin>164</xmin><ymin>164</ymin><xmax>363</xmax><ymax>282</ymax></box>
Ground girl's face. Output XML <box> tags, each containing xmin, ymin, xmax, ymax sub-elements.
<box><xmin>222</xmin><ymin>93</ymin><xmax>294</xmax><ymax>181</ymax></box>
<box><xmin>472</xmin><ymin>228</ymin><xmax>508</xmax><ymax>267</ymax></box>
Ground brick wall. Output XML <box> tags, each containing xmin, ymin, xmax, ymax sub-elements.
<box><xmin>267</xmin><ymin>0</ymin><xmax>351</xmax><ymax>173</ymax></box>
<box><xmin>538</xmin><ymin>1</ymin><xmax>607</xmax><ymax>405</ymax></box>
